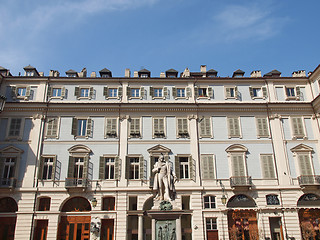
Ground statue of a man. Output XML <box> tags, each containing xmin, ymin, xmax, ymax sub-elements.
<box><xmin>152</xmin><ymin>154</ymin><xmax>176</xmax><ymax>201</ymax></box>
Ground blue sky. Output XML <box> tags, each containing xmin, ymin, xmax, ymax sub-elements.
<box><xmin>1</xmin><ymin>0</ymin><xmax>319</xmax><ymax>77</ymax></box>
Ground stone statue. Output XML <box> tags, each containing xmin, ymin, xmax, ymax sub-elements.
<box><xmin>152</xmin><ymin>154</ymin><xmax>177</xmax><ymax>201</ymax></box>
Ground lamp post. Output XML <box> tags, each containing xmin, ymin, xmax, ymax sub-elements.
<box><xmin>0</xmin><ymin>95</ymin><xmax>6</xmax><ymax>112</ymax></box>
<box><xmin>218</xmin><ymin>180</ymin><xmax>228</xmax><ymax>205</ymax></box>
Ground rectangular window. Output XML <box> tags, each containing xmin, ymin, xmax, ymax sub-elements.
<box><xmin>204</xmin><ymin>196</ymin><xmax>216</xmax><ymax>209</ymax></box>
<box><xmin>52</xmin><ymin>88</ymin><xmax>62</xmax><ymax>97</ymax></box>
<box><xmin>8</xmin><ymin>118</ymin><xmax>22</xmax><ymax>137</ymax></box>
<box><xmin>175</xmin><ymin>156</ymin><xmax>193</xmax><ymax>180</ymax></box>
<box><xmin>129</xmin><ymin>157</ymin><xmax>140</xmax><ymax>179</ymax></box>
<box><xmin>38</xmin><ymin>156</ymin><xmax>58</xmax><ymax>181</ymax></box>
<box><xmin>42</xmin><ymin>157</ymin><xmax>54</xmax><ymax>180</ymax></box>
<box><xmin>231</xmin><ymin>155</ymin><xmax>246</xmax><ymax>177</ymax></box>
<box><xmin>291</xmin><ymin>117</ymin><xmax>305</xmax><ymax>138</ymax></box>
<box><xmin>154</xmin><ymin>88</ymin><xmax>163</xmax><ymax>97</ymax></box>
<box><xmin>177</xmin><ymin>88</ymin><xmax>185</xmax><ymax>97</ymax></box>
<box><xmin>172</xmin><ymin>87</ymin><xmax>191</xmax><ymax>99</ymax></box>
<box><xmin>46</xmin><ymin>118</ymin><xmax>59</xmax><ymax>138</ymax></box>
<box><xmin>109</xmin><ymin>88</ymin><xmax>118</xmax><ymax>97</ymax></box>
<box><xmin>71</xmin><ymin>118</ymin><xmax>92</xmax><ymax>138</ymax></box>
<box><xmin>47</xmin><ymin>86</ymin><xmax>66</xmax><ymax>99</ymax></box>
<box><xmin>261</xmin><ymin>155</ymin><xmax>275</xmax><ymax>179</ymax></box>
<box><xmin>256</xmin><ymin>117</ymin><xmax>269</xmax><ymax>138</ymax></box>
<box><xmin>104</xmin><ymin>157</ymin><xmax>115</xmax><ymax>179</ymax></box>
<box><xmin>80</xmin><ymin>88</ymin><xmax>89</xmax><ymax>97</ymax></box>
<box><xmin>2</xmin><ymin>157</ymin><xmax>16</xmax><ymax>179</ymax></box>
<box><xmin>286</xmin><ymin>87</ymin><xmax>295</xmax><ymax>97</ymax></box>
<box><xmin>228</xmin><ymin>117</ymin><xmax>241</xmax><ymax>138</ymax></box>
<box><xmin>225</xmin><ymin>87</ymin><xmax>238</xmax><ymax>99</ymax></box>
<box><xmin>11</xmin><ymin>86</ymin><xmax>31</xmax><ymax>100</ymax></box>
<box><xmin>206</xmin><ymin>218</ymin><xmax>217</xmax><ymax>230</ymax></box>
<box><xmin>78</xmin><ymin>119</ymin><xmax>87</xmax><ymax>136</ymax></box>
<box><xmin>298</xmin><ymin>154</ymin><xmax>313</xmax><ymax>176</ymax></box>
<box><xmin>127</xmin><ymin>87</ymin><xmax>144</xmax><ymax>99</ymax></box>
<box><xmin>102</xmin><ymin>197</ymin><xmax>115</xmax><ymax>211</ymax></box>
<box><xmin>131</xmin><ymin>88</ymin><xmax>140</xmax><ymax>98</ymax></box>
<box><xmin>177</xmin><ymin>118</ymin><xmax>189</xmax><ymax>138</ymax></box>
<box><xmin>99</xmin><ymin>156</ymin><xmax>119</xmax><ymax>180</ymax></box>
<box><xmin>38</xmin><ymin>198</ymin><xmax>51</xmax><ymax>211</ymax></box>
<box><xmin>195</xmin><ymin>87</ymin><xmax>213</xmax><ymax>98</ymax></box>
<box><xmin>201</xmin><ymin>155</ymin><xmax>215</xmax><ymax>179</ymax></box>
<box><xmin>199</xmin><ymin>117</ymin><xmax>212</xmax><ymax>138</ymax></box>
<box><xmin>249</xmin><ymin>87</ymin><xmax>267</xmax><ymax>99</ymax></box>
<box><xmin>153</xmin><ymin>118</ymin><xmax>165</xmax><ymax>138</ymax></box>
<box><xmin>73</xmin><ymin>157</ymin><xmax>84</xmax><ymax>179</ymax></box>
<box><xmin>129</xmin><ymin>118</ymin><xmax>141</xmax><ymax>138</ymax></box>
<box><xmin>150</xmin><ymin>87</ymin><xmax>168</xmax><ymax>99</ymax></box>
<box><xmin>17</xmin><ymin>87</ymin><xmax>26</xmax><ymax>97</ymax></box>
<box><xmin>179</xmin><ymin>157</ymin><xmax>189</xmax><ymax>179</ymax></box>
<box><xmin>74</xmin><ymin>87</ymin><xmax>94</xmax><ymax>99</ymax></box>
<box><xmin>103</xmin><ymin>87</ymin><xmax>123</xmax><ymax>99</ymax></box>
<box><xmin>105</xmin><ymin>118</ymin><xmax>117</xmax><ymax>138</ymax></box>
<box><xmin>198</xmin><ymin>88</ymin><xmax>207</xmax><ymax>97</ymax></box>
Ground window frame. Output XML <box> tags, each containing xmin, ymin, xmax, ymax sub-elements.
<box><xmin>103</xmin><ymin>86</ymin><xmax>123</xmax><ymax>100</ymax></box>
<box><xmin>126</xmin><ymin>155</ymin><xmax>145</xmax><ymax>180</ymax></box>
<box><xmin>255</xmin><ymin>117</ymin><xmax>270</xmax><ymax>138</ymax></box>
<box><xmin>152</xmin><ymin>117</ymin><xmax>166</xmax><ymax>138</ymax></box>
<box><xmin>226</xmin><ymin>145</ymin><xmax>248</xmax><ymax>179</ymax></box>
<box><xmin>201</xmin><ymin>154</ymin><xmax>215</xmax><ymax>179</ymax></box>
<box><xmin>47</xmin><ymin>86</ymin><xmax>66</xmax><ymax>99</ymax></box>
<box><xmin>45</xmin><ymin>117</ymin><xmax>60</xmax><ymax>139</ymax></box>
<box><xmin>249</xmin><ymin>86</ymin><xmax>267</xmax><ymax>99</ymax></box>
<box><xmin>67</xmin><ymin>145</ymin><xmax>91</xmax><ymax>184</ymax></box>
<box><xmin>126</xmin><ymin>86</ymin><xmax>145</xmax><ymax>99</ymax></box>
<box><xmin>290</xmin><ymin>117</ymin><xmax>306</xmax><ymax>139</ymax></box>
<box><xmin>71</xmin><ymin>117</ymin><xmax>93</xmax><ymax>139</ymax></box>
<box><xmin>0</xmin><ymin>146</ymin><xmax>23</xmax><ymax>185</ymax></box>
<box><xmin>104</xmin><ymin>118</ymin><xmax>118</xmax><ymax>138</ymax></box>
<box><xmin>176</xmin><ymin>118</ymin><xmax>189</xmax><ymax>138</ymax></box>
<box><xmin>206</xmin><ymin>218</ymin><xmax>218</xmax><ymax>231</ymax></box>
<box><xmin>11</xmin><ymin>85</ymin><xmax>31</xmax><ymax>100</ymax></box>
<box><xmin>129</xmin><ymin>118</ymin><xmax>142</xmax><ymax>138</ymax></box>
<box><xmin>225</xmin><ymin>86</ymin><xmax>238</xmax><ymax>99</ymax></box>
<box><xmin>6</xmin><ymin>117</ymin><xmax>25</xmax><ymax>140</ymax></box>
<box><xmin>74</xmin><ymin>86</ymin><xmax>94</xmax><ymax>99</ymax></box>
<box><xmin>203</xmin><ymin>195</ymin><xmax>216</xmax><ymax>209</ymax></box>
<box><xmin>175</xmin><ymin>155</ymin><xmax>194</xmax><ymax>180</ymax></box>
<box><xmin>150</xmin><ymin>87</ymin><xmax>168</xmax><ymax>100</ymax></box>
<box><xmin>260</xmin><ymin>154</ymin><xmax>276</xmax><ymax>179</ymax></box>
<box><xmin>199</xmin><ymin>117</ymin><xmax>213</xmax><ymax>138</ymax></box>
<box><xmin>102</xmin><ymin>196</ymin><xmax>115</xmax><ymax>211</ymax></box>
<box><xmin>38</xmin><ymin>155</ymin><xmax>57</xmax><ymax>180</ymax></box>
<box><xmin>227</xmin><ymin>117</ymin><xmax>242</xmax><ymax>138</ymax></box>
<box><xmin>99</xmin><ymin>155</ymin><xmax>120</xmax><ymax>180</ymax></box>
<box><xmin>172</xmin><ymin>87</ymin><xmax>191</xmax><ymax>99</ymax></box>
<box><xmin>194</xmin><ymin>86</ymin><xmax>213</xmax><ymax>99</ymax></box>
<box><xmin>285</xmin><ymin>86</ymin><xmax>301</xmax><ymax>100</ymax></box>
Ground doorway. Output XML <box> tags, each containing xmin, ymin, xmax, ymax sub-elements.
<box><xmin>34</xmin><ymin>220</ymin><xmax>48</xmax><ymax>240</ymax></box>
<box><xmin>58</xmin><ymin>216</ymin><xmax>91</xmax><ymax>240</ymax></box>
<box><xmin>0</xmin><ymin>217</ymin><xmax>16</xmax><ymax>240</ymax></box>
<box><xmin>269</xmin><ymin>217</ymin><xmax>284</xmax><ymax>240</ymax></box>
<box><xmin>101</xmin><ymin>219</ymin><xmax>114</xmax><ymax>240</ymax></box>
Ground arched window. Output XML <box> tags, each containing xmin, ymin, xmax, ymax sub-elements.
<box><xmin>227</xmin><ymin>194</ymin><xmax>256</xmax><ymax>208</ymax></box>
<box><xmin>0</xmin><ymin>197</ymin><xmax>18</xmax><ymax>212</ymax></box>
<box><xmin>61</xmin><ymin>197</ymin><xmax>91</xmax><ymax>212</ymax></box>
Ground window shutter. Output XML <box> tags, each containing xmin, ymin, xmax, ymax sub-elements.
<box><xmin>67</xmin><ymin>156</ymin><xmax>75</xmax><ymax>178</ymax></box>
<box><xmin>99</xmin><ymin>157</ymin><xmax>105</xmax><ymax>179</ymax></box>
<box><xmin>257</xmin><ymin>118</ymin><xmax>269</xmax><ymax>137</ymax></box>
<box><xmin>159</xmin><ymin>118</ymin><xmax>164</xmax><ymax>135</ymax></box>
<box><xmin>296</xmin><ymin>87</ymin><xmax>301</xmax><ymax>98</ymax></box>
<box><xmin>83</xmin><ymin>156</ymin><xmax>89</xmax><ymax>179</ymax></box>
<box><xmin>25</xmin><ymin>86</ymin><xmax>31</xmax><ymax>98</ymax></box>
<box><xmin>228</xmin><ymin>118</ymin><xmax>235</xmax><ymax>136</ymax></box>
<box><xmin>51</xmin><ymin>156</ymin><xmax>57</xmax><ymax>180</ymax></box>
<box><xmin>135</xmin><ymin>119</ymin><xmax>140</xmax><ymax>134</ymax></box>
<box><xmin>139</xmin><ymin>156</ymin><xmax>144</xmax><ymax>179</ymax></box>
<box><xmin>118</xmin><ymin>87</ymin><xmax>123</xmax><ymax>97</ymax></box>
<box><xmin>150</xmin><ymin>157</ymin><xmax>156</xmax><ymax>176</ymax></box>
<box><xmin>261</xmin><ymin>155</ymin><xmax>275</xmax><ymax>178</ymax></box>
<box><xmin>208</xmin><ymin>87</ymin><xmax>213</xmax><ymax>98</ymax></box>
<box><xmin>249</xmin><ymin>87</ymin><xmax>254</xmax><ymax>98</ymax></box>
<box><xmin>200</xmin><ymin>119</ymin><xmax>205</xmax><ymax>137</ymax></box>
<box><xmin>61</xmin><ymin>87</ymin><xmax>66</xmax><ymax>98</ymax></box>
<box><xmin>150</xmin><ymin>87</ymin><xmax>154</xmax><ymax>97</ymax></box>
<box><xmin>186</xmin><ymin>87</ymin><xmax>191</xmax><ymax>98</ymax></box>
<box><xmin>47</xmin><ymin>86</ymin><xmax>52</xmax><ymax>98</ymax></box>
<box><xmin>226</xmin><ymin>88</ymin><xmax>231</xmax><ymax>98</ymax></box>
<box><xmin>140</xmin><ymin>87</ymin><xmax>145</xmax><ymax>98</ymax></box>
<box><xmin>194</xmin><ymin>86</ymin><xmax>199</xmax><ymax>98</ymax></box>
<box><xmin>175</xmin><ymin>156</ymin><xmax>180</xmax><ymax>179</ymax></box>
<box><xmin>103</xmin><ymin>87</ymin><xmax>109</xmax><ymax>97</ymax></box>
<box><xmin>163</xmin><ymin>87</ymin><xmax>168</xmax><ymax>98</ymax></box>
<box><xmin>89</xmin><ymin>87</ymin><xmax>94</xmax><ymax>98</ymax></box>
<box><xmin>201</xmin><ymin>155</ymin><xmax>209</xmax><ymax>179</ymax></box>
<box><xmin>71</xmin><ymin>118</ymin><xmax>77</xmax><ymax>136</ymax></box>
<box><xmin>188</xmin><ymin>156</ymin><xmax>194</xmax><ymax>180</ymax></box>
<box><xmin>114</xmin><ymin>156</ymin><xmax>120</xmax><ymax>180</ymax></box>
<box><xmin>262</xmin><ymin>87</ymin><xmax>267</xmax><ymax>98</ymax></box>
<box><xmin>125</xmin><ymin>156</ymin><xmax>130</xmax><ymax>179</ymax></box>
<box><xmin>299</xmin><ymin>155</ymin><xmax>312</xmax><ymax>175</ymax></box>
<box><xmin>74</xmin><ymin>87</ymin><xmax>80</xmax><ymax>97</ymax></box>
<box><xmin>153</xmin><ymin>118</ymin><xmax>159</xmax><ymax>137</ymax></box>
<box><xmin>200</xmin><ymin>118</ymin><xmax>211</xmax><ymax>137</ymax></box>
<box><xmin>127</xmin><ymin>87</ymin><xmax>131</xmax><ymax>97</ymax></box>
<box><xmin>0</xmin><ymin>158</ymin><xmax>4</xmax><ymax>179</ymax></box>
<box><xmin>233</xmin><ymin>118</ymin><xmax>240</xmax><ymax>136</ymax></box>
<box><xmin>172</xmin><ymin>87</ymin><xmax>177</xmax><ymax>98</ymax></box>
<box><xmin>232</xmin><ymin>155</ymin><xmax>245</xmax><ymax>177</ymax></box>
<box><xmin>234</xmin><ymin>87</ymin><xmax>238</xmax><ymax>99</ymax></box>
<box><xmin>292</xmin><ymin>117</ymin><xmax>304</xmax><ymax>137</ymax></box>
<box><xmin>11</xmin><ymin>86</ymin><xmax>17</xmax><ymax>99</ymax></box>
<box><xmin>86</xmin><ymin>118</ymin><xmax>92</xmax><ymax>137</ymax></box>
<box><xmin>38</xmin><ymin>157</ymin><xmax>44</xmax><ymax>179</ymax></box>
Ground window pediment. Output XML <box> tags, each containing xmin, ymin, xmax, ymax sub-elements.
<box><xmin>290</xmin><ymin>144</ymin><xmax>313</xmax><ymax>153</ymax></box>
<box><xmin>68</xmin><ymin>144</ymin><xmax>92</xmax><ymax>154</ymax></box>
<box><xmin>225</xmin><ymin>144</ymin><xmax>247</xmax><ymax>153</ymax></box>
<box><xmin>0</xmin><ymin>145</ymin><xmax>24</xmax><ymax>154</ymax></box>
<box><xmin>147</xmin><ymin>144</ymin><xmax>171</xmax><ymax>155</ymax></box>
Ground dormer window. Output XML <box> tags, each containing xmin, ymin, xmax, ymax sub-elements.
<box><xmin>26</xmin><ymin>71</ymin><xmax>34</xmax><ymax>77</ymax></box>
<box><xmin>99</xmin><ymin>68</ymin><xmax>112</xmax><ymax>78</ymax></box>
<box><xmin>232</xmin><ymin>69</ymin><xmax>245</xmax><ymax>78</ymax></box>
<box><xmin>23</xmin><ymin>65</ymin><xmax>39</xmax><ymax>77</ymax></box>
<box><xmin>138</xmin><ymin>69</ymin><xmax>151</xmax><ymax>78</ymax></box>
<box><xmin>65</xmin><ymin>69</ymin><xmax>78</xmax><ymax>78</ymax></box>
<box><xmin>165</xmin><ymin>69</ymin><xmax>178</xmax><ymax>78</ymax></box>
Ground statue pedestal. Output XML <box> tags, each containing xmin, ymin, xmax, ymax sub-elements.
<box><xmin>152</xmin><ymin>199</ymin><xmax>178</xmax><ymax>210</ymax></box>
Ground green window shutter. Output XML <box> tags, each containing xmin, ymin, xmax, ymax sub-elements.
<box><xmin>83</xmin><ymin>156</ymin><xmax>89</xmax><ymax>179</ymax></box>
<box><xmin>257</xmin><ymin>118</ymin><xmax>269</xmax><ymax>137</ymax></box>
<box><xmin>103</xmin><ymin>87</ymin><xmax>109</xmax><ymax>97</ymax></box>
<box><xmin>249</xmin><ymin>87</ymin><xmax>254</xmax><ymax>98</ymax></box>
<box><xmin>163</xmin><ymin>87</ymin><xmax>168</xmax><ymax>98</ymax></box>
<box><xmin>182</xmin><ymin>119</ymin><xmax>188</xmax><ymax>132</ymax></box>
<box><xmin>262</xmin><ymin>87</ymin><xmax>267</xmax><ymax>98</ymax></box>
<box><xmin>194</xmin><ymin>86</ymin><xmax>199</xmax><ymax>98</ymax></box>
<box><xmin>61</xmin><ymin>87</ymin><xmax>66</xmax><ymax>98</ymax></box>
<box><xmin>234</xmin><ymin>118</ymin><xmax>240</xmax><ymax>136</ymax></box>
<box><xmin>89</xmin><ymin>87</ymin><xmax>94</xmax><ymax>98</ymax></box>
<box><xmin>47</xmin><ymin>86</ymin><xmax>52</xmax><ymax>98</ymax></box>
<box><xmin>139</xmin><ymin>156</ymin><xmax>144</xmax><ymax>179</ymax></box>
<box><xmin>186</xmin><ymin>87</ymin><xmax>191</xmax><ymax>98</ymax></box>
<box><xmin>232</xmin><ymin>155</ymin><xmax>245</xmax><ymax>177</ymax></box>
<box><xmin>292</xmin><ymin>117</ymin><xmax>304</xmax><ymax>137</ymax></box>
<box><xmin>234</xmin><ymin>87</ymin><xmax>238</xmax><ymax>98</ymax></box>
<box><xmin>71</xmin><ymin>118</ymin><xmax>78</xmax><ymax>136</ymax></box>
<box><xmin>118</xmin><ymin>87</ymin><xmax>123</xmax><ymax>97</ymax></box>
<box><xmin>201</xmin><ymin>155</ymin><xmax>209</xmax><ymax>179</ymax></box>
<box><xmin>127</xmin><ymin>87</ymin><xmax>131</xmax><ymax>97</ymax></box>
<box><xmin>153</xmin><ymin>118</ymin><xmax>159</xmax><ymax>137</ymax></box>
<box><xmin>296</xmin><ymin>87</ymin><xmax>301</xmax><ymax>98</ymax></box>
<box><xmin>74</xmin><ymin>87</ymin><xmax>80</xmax><ymax>97</ymax></box>
<box><xmin>38</xmin><ymin>157</ymin><xmax>44</xmax><ymax>179</ymax></box>
<box><xmin>159</xmin><ymin>118</ymin><xmax>164</xmax><ymax>134</ymax></box>
<box><xmin>175</xmin><ymin>156</ymin><xmax>180</xmax><ymax>179</ymax></box>
<box><xmin>51</xmin><ymin>156</ymin><xmax>57</xmax><ymax>180</ymax></box>
<box><xmin>114</xmin><ymin>156</ymin><xmax>120</xmax><ymax>180</ymax></box>
<box><xmin>261</xmin><ymin>155</ymin><xmax>275</xmax><ymax>179</ymax></box>
<box><xmin>172</xmin><ymin>87</ymin><xmax>177</xmax><ymax>98</ymax></box>
<box><xmin>226</xmin><ymin>88</ymin><xmax>231</xmax><ymax>98</ymax></box>
<box><xmin>86</xmin><ymin>118</ymin><xmax>92</xmax><ymax>137</ymax></box>
<box><xmin>188</xmin><ymin>156</ymin><xmax>194</xmax><ymax>180</ymax></box>
<box><xmin>150</xmin><ymin>87</ymin><xmax>154</xmax><ymax>97</ymax></box>
<box><xmin>228</xmin><ymin>118</ymin><xmax>235</xmax><ymax>136</ymax></box>
<box><xmin>140</xmin><ymin>87</ymin><xmax>145</xmax><ymax>98</ymax></box>
<box><xmin>11</xmin><ymin>86</ymin><xmax>17</xmax><ymax>99</ymax></box>
<box><xmin>99</xmin><ymin>157</ymin><xmax>105</xmax><ymax>179</ymax></box>
<box><xmin>299</xmin><ymin>155</ymin><xmax>312</xmax><ymax>175</ymax></box>
<box><xmin>150</xmin><ymin>157</ymin><xmax>156</xmax><ymax>175</ymax></box>
<box><xmin>200</xmin><ymin>120</ymin><xmax>205</xmax><ymax>137</ymax></box>
<box><xmin>25</xmin><ymin>86</ymin><xmax>31</xmax><ymax>98</ymax></box>
<box><xmin>203</xmin><ymin>118</ymin><xmax>211</xmax><ymax>136</ymax></box>
<box><xmin>125</xmin><ymin>156</ymin><xmax>130</xmax><ymax>179</ymax></box>
<box><xmin>208</xmin><ymin>87</ymin><xmax>213</xmax><ymax>98</ymax></box>
<box><xmin>177</xmin><ymin>119</ymin><xmax>183</xmax><ymax>134</ymax></box>
<box><xmin>67</xmin><ymin>156</ymin><xmax>75</xmax><ymax>178</ymax></box>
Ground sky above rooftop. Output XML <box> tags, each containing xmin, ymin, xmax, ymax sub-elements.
<box><xmin>1</xmin><ymin>0</ymin><xmax>319</xmax><ymax>77</ymax></box>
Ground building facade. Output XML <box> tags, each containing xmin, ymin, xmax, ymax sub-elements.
<box><xmin>0</xmin><ymin>65</ymin><xmax>320</xmax><ymax>240</ymax></box>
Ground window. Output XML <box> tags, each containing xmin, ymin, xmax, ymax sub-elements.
<box><xmin>129</xmin><ymin>118</ymin><xmax>141</xmax><ymax>138</ymax></box>
<box><xmin>102</xmin><ymin>197</ymin><xmax>115</xmax><ymax>211</ymax></box>
<box><xmin>249</xmin><ymin>87</ymin><xmax>267</xmax><ymax>99</ymax></box>
<box><xmin>11</xmin><ymin>86</ymin><xmax>31</xmax><ymax>100</ymax></box>
<box><xmin>199</xmin><ymin>117</ymin><xmax>212</xmax><ymax>138</ymax></box>
<box><xmin>225</xmin><ymin>87</ymin><xmax>238</xmax><ymax>99</ymax></box>
<box><xmin>74</xmin><ymin>87</ymin><xmax>94</xmax><ymax>99</ymax></box>
<box><xmin>17</xmin><ymin>87</ymin><xmax>26</xmax><ymax>96</ymax></box>
<box><xmin>256</xmin><ymin>117</ymin><xmax>269</xmax><ymax>138</ymax></box>
<box><xmin>47</xmin><ymin>86</ymin><xmax>66</xmax><ymax>99</ymax></box>
<box><xmin>103</xmin><ymin>87</ymin><xmax>123</xmax><ymax>99</ymax></box>
<box><xmin>206</xmin><ymin>218</ymin><xmax>217</xmax><ymax>230</ymax></box>
<box><xmin>286</xmin><ymin>87</ymin><xmax>295</xmax><ymax>97</ymax></box>
<box><xmin>26</xmin><ymin>71</ymin><xmax>34</xmax><ymax>77</ymax></box>
<box><xmin>297</xmin><ymin>154</ymin><xmax>313</xmax><ymax>176</ymax></box>
<box><xmin>260</xmin><ymin>155</ymin><xmax>275</xmax><ymax>179</ymax></box>
<box><xmin>177</xmin><ymin>88</ymin><xmax>185</xmax><ymax>97</ymax></box>
<box><xmin>194</xmin><ymin>87</ymin><xmax>213</xmax><ymax>99</ymax></box>
<box><xmin>291</xmin><ymin>117</ymin><xmax>305</xmax><ymax>139</ymax></box>
<box><xmin>0</xmin><ymin>146</ymin><xmax>23</xmax><ymax>187</ymax></box>
<box><xmin>177</xmin><ymin>118</ymin><xmax>189</xmax><ymax>138</ymax></box>
<box><xmin>204</xmin><ymin>196</ymin><xmax>216</xmax><ymax>209</ymax></box>
<box><xmin>39</xmin><ymin>157</ymin><xmax>54</xmax><ymax>180</ymax></box>
<box><xmin>129</xmin><ymin>196</ymin><xmax>138</xmax><ymax>210</ymax></box>
<box><xmin>201</xmin><ymin>155</ymin><xmax>215</xmax><ymax>179</ymax></box>
<box><xmin>231</xmin><ymin>155</ymin><xmax>246</xmax><ymax>177</ymax></box>
<box><xmin>182</xmin><ymin>196</ymin><xmax>190</xmax><ymax>210</ymax></box>
<box><xmin>8</xmin><ymin>118</ymin><xmax>22</xmax><ymax>137</ymax></box>
<box><xmin>105</xmin><ymin>118</ymin><xmax>117</xmax><ymax>138</ymax></box>
<box><xmin>153</xmin><ymin>118</ymin><xmax>165</xmax><ymax>138</ymax></box>
<box><xmin>126</xmin><ymin>156</ymin><xmax>144</xmax><ymax>180</ymax></box>
<box><xmin>131</xmin><ymin>88</ymin><xmax>140</xmax><ymax>97</ymax></box>
<box><xmin>52</xmin><ymin>88</ymin><xmax>61</xmax><ymax>97</ymax></box>
<box><xmin>45</xmin><ymin>118</ymin><xmax>59</xmax><ymax>138</ymax></box>
<box><xmin>99</xmin><ymin>156</ymin><xmax>119</xmax><ymax>180</ymax></box>
<box><xmin>38</xmin><ymin>197</ymin><xmax>51</xmax><ymax>211</ymax></box>
<box><xmin>285</xmin><ymin>86</ymin><xmax>301</xmax><ymax>100</ymax></box>
<box><xmin>175</xmin><ymin>156</ymin><xmax>194</xmax><ymax>180</ymax></box>
<box><xmin>266</xmin><ymin>195</ymin><xmax>280</xmax><ymax>205</ymax></box>
<box><xmin>228</xmin><ymin>117</ymin><xmax>241</xmax><ymax>138</ymax></box>
<box><xmin>71</xmin><ymin>118</ymin><xmax>92</xmax><ymax>138</ymax></box>
<box><xmin>150</xmin><ymin>87</ymin><xmax>168</xmax><ymax>99</ymax></box>
<box><xmin>172</xmin><ymin>87</ymin><xmax>191</xmax><ymax>99</ymax></box>
<box><xmin>140</xmin><ymin>73</ymin><xmax>148</xmax><ymax>78</ymax></box>
<box><xmin>2</xmin><ymin>157</ymin><xmax>16</xmax><ymax>181</ymax></box>
<box><xmin>127</xmin><ymin>87</ymin><xmax>145</xmax><ymax>99</ymax></box>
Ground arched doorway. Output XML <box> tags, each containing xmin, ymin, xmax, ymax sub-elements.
<box><xmin>298</xmin><ymin>193</ymin><xmax>320</xmax><ymax>240</ymax></box>
<box><xmin>58</xmin><ymin>197</ymin><xmax>91</xmax><ymax>240</ymax></box>
<box><xmin>226</xmin><ymin>194</ymin><xmax>258</xmax><ymax>240</ymax></box>
<box><xmin>0</xmin><ymin>197</ymin><xmax>18</xmax><ymax>240</ymax></box>
<box><xmin>143</xmin><ymin>197</ymin><xmax>154</xmax><ymax>240</ymax></box>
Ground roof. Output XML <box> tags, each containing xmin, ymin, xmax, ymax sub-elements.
<box><xmin>264</xmin><ymin>69</ymin><xmax>281</xmax><ymax>76</ymax></box>
<box><xmin>207</xmin><ymin>69</ymin><xmax>218</xmax><ymax>73</ymax></box>
<box><xmin>0</xmin><ymin>66</ymin><xmax>8</xmax><ymax>70</ymax></box>
<box><xmin>233</xmin><ymin>69</ymin><xmax>245</xmax><ymax>74</ymax></box>
<box><xmin>23</xmin><ymin>65</ymin><xmax>36</xmax><ymax>70</ymax></box>
<box><xmin>99</xmin><ymin>68</ymin><xmax>111</xmax><ymax>73</ymax></box>
<box><xmin>138</xmin><ymin>69</ymin><xmax>150</xmax><ymax>73</ymax></box>
<box><xmin>165</xmin><ymin>68</ymin><xmax>178</xmax><ymax>73</ymax></box>
<box><xmin>65</xmin><ymin>69</ymin><xmax>77</xmax><ymax>74</ymax></box>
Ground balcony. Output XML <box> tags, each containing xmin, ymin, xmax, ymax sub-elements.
<box><xmin>0</xmin><ymin>178</ymin><xmax>17</xmax><ymax>188</ymax></box>
<box><xmin>65</xmin><ymin>178</ymin><xmax>89</xmax><ymax>189</ymax></box>
<box><xmin>230</xmin><ymin>176</ymin><xmax>252</xmax><ymax>188</ymax></box>
<box><xmin>298</xmin><ymin>175</ymin><xmax>320</xmax><ymax>186</ymax></box>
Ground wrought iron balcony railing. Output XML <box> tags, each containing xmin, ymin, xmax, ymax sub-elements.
<box><xmin>65</xmin><ymin>178</ymin><xmax>89</xmax><ymax>188</ymax></box>
<box><xmin>0</xmin><ymin>178</ymin><xmax>17</xmax><ymax>188</ymax></box>
<box><xmin>298</xmin><ymin>175</ymin><xmax>320</xmax><ymax>186</ymax></box>
<box><xmin>230</xmin><ymin>176</ymin><xmax>252</xmax><ymax>188</ymax></box>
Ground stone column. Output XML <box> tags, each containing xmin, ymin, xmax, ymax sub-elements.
<box><xmin>138</xmin><ymin>215</ymin><xmax>143</xmax><ymax>240</ymax></box>
<box><xmin>176</xmin><ymin>216</ymin><xmax>182</xmax><ymax>240</ymax></box>
<box><xmin>152</xmin><ymin>218</ymin><xmax>156</xmax><ymax>240</ymax></box>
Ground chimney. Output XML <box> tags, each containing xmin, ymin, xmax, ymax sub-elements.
<box><xmin>200</xmin><ymin>65</ymin><xmax>207</xmax><ymax>73</ymax></box>
<box><xmin>39</xmin><ymin>72</ymin><xmax>44</xmax><ymax>76</ymax></box>
<box><xmin>292</xmin><ymin>70</ymin><xmax>306</xmax><ymax>77</ymax></box>
<box><xmin>49</xmin><ymin>70</ymin><xmax>60</xmax><ymax>77</ymax></box>
<box><xmin>125</xmin><ymin>68</ymin><xmax>131</xmax><ymax>78</ymax></box>
<box><xmin>160</xmin><ymin>72</ymin><xmax>165</xmax><ymax>78</ymax></box>
<box><xmin>79</xmin><ymin>68</ymin><xmax>87</xmax><ymax>78</ymax></box>
<box><xmin>133</xmin><ymin>71</ymin><xmax>138</xmax><ymax>78</ymax></box>
<box><xmin>181</xmin><ymin>68</ymin><xmax>190</xmax><ymax>78</ymax></box>
<box><xmin>49</xmin><ymin>70</ymin><xmax>54</xmax><ymax>77</ymax></box>
<box><xmin>90</xmin><ymin>71</ymin><xmax>96</xmax><ymax>78</ymax></box>
<box><xmin>250</xmin><ymin>70</ymin><xmax>261</xmax><ymax>78</ymax></box>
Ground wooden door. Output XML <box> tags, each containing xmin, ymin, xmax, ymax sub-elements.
<box><xmin>34</xmin><ymin>220</ymin><xmax>48</xmax><ymax>240</ymax></box>
<box><xmin>101</xmin><ymin>219</ymin><xmax>114</xmax><ymax>240</ymax></box>
<box><xmin>0</xmin><ymin>217</ymin><xmax>16</xmax><ymax>240</ymax></box>
<box><xmin>207</xmin><ymin>230</ymin><xmax>218</xmax><ymax>240</ymax></box>
<box><xmin>58</xmin><ymin>216</ymin><xmax>91</xmax><ymax>240</ymax></box>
